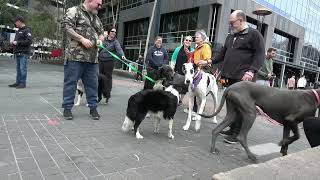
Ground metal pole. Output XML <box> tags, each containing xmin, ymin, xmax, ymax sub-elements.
<box><xmin>143</xmin><ymin>0</ymin><xmax>158</xmax><ymax>72</ymax></box>
<box><xmin>138</xmin><ymin>40</ymin><xmax>142</xmax><ymax>56</ymax></box>
<box><xmin>210</xmin><ymin>6</ymin><xmax>217</xmax><ymax>42</ymax></box>
<box><xmin>280</xmin><ymin>64</ymin><xmax>286</xmax><ymax>88</ymax></box>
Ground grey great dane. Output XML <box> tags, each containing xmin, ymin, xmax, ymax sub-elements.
<box><xmin>201</xmin><ymin>81</ymin><xmax>320</xmax><ymax>161</ymax></box>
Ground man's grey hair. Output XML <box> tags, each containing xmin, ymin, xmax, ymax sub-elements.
<box><xmin>235</xmin><ymin>10</ymin><xmax>247</xmax><ymax>22</ymax></box>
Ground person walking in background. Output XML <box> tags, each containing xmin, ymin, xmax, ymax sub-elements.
<box><xmin>170</xmin><ymin>35</ymin><xmax>194</xmax><ymax>74</ymax></box>
<box><xmin>144</xmin><ymin>36</ymin><xmax>169</xmax><ymax>89</ymax></box>
<box><xmin>8</xmin><ymin>16</ymin><xmax>32</xmax><ymax>89</ymax></box>
<box><xmin>287</xmin><ymin>75</ymin><xmax>296</xmax><ymax>90</ymax></box>
<box><xmin>297</xmin><ymin>74</ymin><xmax>307</xmax><ymax>89</ymax></box>
<box><xmin>211</xmin><ymin>10</ymin><xmax>265</xmax><ymax>144</ymax></box>
<box><xmin>98</xmin><ymin>27</ymin><xmax>126</xmax><ymax>103</ymax></box>
<box><xmin>256</xmin><ymin>48</ymin><xmax>277</xmax><ymax>86</ymax></box>
<box><xmin>61</xmin><ymin>0</ymin><xmax>104</xmax><ymax>120</ymax></box>
<box><xmin>135</xmin><ymin>54</ymin><xmax>144</xmax><ymax>82</ymax></box>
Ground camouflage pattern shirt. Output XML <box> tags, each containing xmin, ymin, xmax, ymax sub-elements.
<box><xmin>62</xmin><ymin>5</ymin><xmax>104</xmax><ymax>63</ymax></box>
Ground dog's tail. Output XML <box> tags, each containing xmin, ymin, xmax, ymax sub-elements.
<box><xmin>199</xmin><ymin>87</ymin><xmax>230</xmax><ymax>118</ymax></box>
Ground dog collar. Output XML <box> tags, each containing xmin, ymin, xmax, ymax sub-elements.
<box><xmin>192</xmin><ymin>71</ymin><xmax>202</xmax><ymax>90</ymax></box>
<box><xmin>311</xmin><ymin>89</ymin><xmax>320</xmax><ymax>106</ymax></box>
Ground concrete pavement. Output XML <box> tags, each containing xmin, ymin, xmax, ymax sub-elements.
<box><xmin>0</xmin><ymin>57</ymin><xmax>312</xmax><ymax>180</ymax></box>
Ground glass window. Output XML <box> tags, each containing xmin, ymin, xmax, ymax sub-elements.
<box><xmin>159</xmin><ymin>8</ymin><xmax>199</xmax><ymax>43</ymax></box>
<box><xmin>124</xmin><ymin>18</ymin><xmax>149</xmax><ymax>47</ymax></box>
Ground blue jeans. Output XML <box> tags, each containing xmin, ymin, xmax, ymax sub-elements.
<box><xmin>15</xmin><ymin>53</ymin><xmax>28</xmax><ymax>86</ymax></box>
<box><xmin>62</xmin><ymin>61</ymin><xmax>98</xmax><ymax>110</ymax></box>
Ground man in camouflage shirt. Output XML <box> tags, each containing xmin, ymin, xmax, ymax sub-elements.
<box><xmin>62</xmin><ymin>0</ymin><xmax>104</xmax><ymax>120</ymax></box>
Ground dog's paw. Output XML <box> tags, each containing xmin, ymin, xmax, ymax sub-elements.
<box><xmin>212</xmin><ymin>118</ymin><xmax>218</xmax><ymax>124</ymax></box>
<box><xmin>168</xmin><ymin>133</ymin><xmax>174</xmax><ymax>139</ymax></box>
<box><xmin>210</xmin><ymin>147</ymin><xmax>220</xmax><ymax>154</ymax></box>
<box><xmin>248</xmin><ymin>154</ymin><xmax>258</xmax><ymax>162</ymax></box>
<box><xmin>136</xmin><ymin>134</ymin><xmax>144</xmax><ymax>139</ymax></box>
<box><xmin>136</xmin><ymin>131</ymin><xmax>144</xmax><ymax>139</ymax></box>
<box><xmin>182</xmin><ymin>125</ymin><xmax>189</xmax><ymax>131</ymax></box>
<box><xmin>195</xmin><ymin>128</ymin><xmax>200</xmax><ymax>133</ymax></box>
<box><xmin>280</xmin><ymin>149</ymin><xmax>288</xmax><ymax>156</ymax></box>
<box><xmin>154</xmin><ymin>129</ymin><xmax>160</xmax><ymax>134</ymax></box>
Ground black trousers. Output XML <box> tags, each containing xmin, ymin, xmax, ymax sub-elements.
<box><xmin>224</xmin><ymin>78</ymin><xmax>242</xmax><ymax>135</ymax></box>
<box><xmin>303</xmin><ymin>117</ymin><xmax>320</xmax><ymax>148</ymax></box>
<box><xmin>99</xmin><ymin>60</ymin><xmax>114</xmax><ymax>99</ymax></box>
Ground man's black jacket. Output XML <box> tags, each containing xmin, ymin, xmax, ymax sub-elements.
<box><xmin>13</xmin><ymin>26</ymin><xmax>32</xmax><ymax>54</ymax></box>
<box><xmin>213</xmin><ymin>27</ymin><xmax>265</xmax><ymax>80</ymax></box>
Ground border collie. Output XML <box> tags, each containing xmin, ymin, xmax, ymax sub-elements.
<box><xmin>122</xmin><ymin>88</ymin><xmax>179</xmax><ymax>139</ymax></box>
<box><xmin>74</xmin><ymin>74</ymin><xmax>107</xmax><ymax>106</ymax></box>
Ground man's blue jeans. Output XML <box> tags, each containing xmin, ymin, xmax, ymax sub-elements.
<box><xmin>62</xmin><ymin>61</ymin><xmax>98</xmax><ymax>110</ymax></box>
<box><xmin>15</xmin><ymin>53</ymin><xmax>28</xmax><ymax>86</ymax></box>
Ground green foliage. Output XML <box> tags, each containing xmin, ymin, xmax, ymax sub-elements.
<box><xmin>0</xmin><ymin>0</ymin><xmax>26</xmax><ymax>26</ymax></box>
<box><xmin>27</xmin><ymin>11</ymin><xmax>57</xmax><ymax>43</ymax></box>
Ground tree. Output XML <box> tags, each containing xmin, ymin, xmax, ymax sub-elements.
<box><xmin>0</xmin><ymin>0</ymin><xmax>26</xmax><ymax>26</ymax></box>
<box><xmin>110</xmin><ymin>0</ymin><xmax>120</xmax><ymax>27</ymax></box>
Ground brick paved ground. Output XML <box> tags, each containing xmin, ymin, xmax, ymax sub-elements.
<box><xmin>0</xmin><ymin>57</ymin><xmax>310</xmax><ymax>180</ymax></box>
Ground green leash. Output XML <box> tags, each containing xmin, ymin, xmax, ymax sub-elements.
<box><xmin>98</xmin><ymin>44</ymin><xmax>156</xmax><ymax>83</ymax></box>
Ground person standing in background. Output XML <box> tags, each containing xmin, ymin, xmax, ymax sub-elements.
<box><xmin>256</xmin><ymin>48</ymin><xmax>277</xmax><ymax>86</ymax></box>
<box><xmin>98</xmin><ymin>27</ymin><xmax>126</xmax><ymax>103</ymax></box>
<box><xmin>297</xmin><ymin>74</ymin><xmax>307</xmax><ymax>89</ymax></box>
<box><xmin>287</xmin><ymin>75</ymin><xmax>296</xmax><ymax>90</ymax></box>
<box><xmin>144</xmin><ymin>36</ymin><xmax>169</xmax><ymax>89</ymax></box>
<box><xmin>8</xmin><ymin>16</ymin><xmax>32</xmax><ymax>89</ymax></box>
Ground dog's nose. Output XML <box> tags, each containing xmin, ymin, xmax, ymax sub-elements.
<box><xmin>185</xmin><ymin>80</ymin><xmax>190</xmax><ymax>84</ymax></box>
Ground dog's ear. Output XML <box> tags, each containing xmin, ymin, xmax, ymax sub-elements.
<box><xmin>182</xmin><ymin>64</ymin><xmax>186</xmax><ymax>74</ymax></box>
<box><xmin>159</xmin><ymin>66</ymin><xmax>164</xmax><ymax>78</ymax></box>
<box><xmin>193</xmin><ymin>63</ymin><xmax>198</xmax><ymax>71</ymax></box>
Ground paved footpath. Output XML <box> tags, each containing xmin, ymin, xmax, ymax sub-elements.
<box><xmin>0</xmin><ymin>57</ymin><xmax>311</xmax><ymax>180</ymax></box>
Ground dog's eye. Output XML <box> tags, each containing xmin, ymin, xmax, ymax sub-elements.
<box><xmin>190</xmin><ymin>69</ymin><xmax>194</xmax><ymax>74</ymax></box>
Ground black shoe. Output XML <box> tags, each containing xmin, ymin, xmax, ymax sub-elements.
<box><xmin>105</xmin><ymin>97</ymin><xmax>109</xmax><ymax>104</ymax></box>
<box><xmin>16</xmin><ymin>85</ymin><xmax>26</xmax><ymax>89</ymax></box>
<box><xmin>89</xmin><ymin>109</ymin><xmax>100</xmax><ymax>120</ymax></box>
<box><xmin>219</xmin><ymin>129</ymin><xmax>233</xmax><ymax>137</ymax></box>
<box><xmin>8</xmin><ymin>83</ymin><xmax>18</xmax><ymax>87</ymax></box>
<box><xmin>63</xmin><ymin>109</ymin><xmax>73</xmax><ymax>120</ymax></box>
<box><xmin>224</xmin><ymin>135</ymin><xmax>238</xmax><ymax>144</ymax></box>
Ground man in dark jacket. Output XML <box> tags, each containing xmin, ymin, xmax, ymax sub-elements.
<box><xmin>8</xmin><ymin>16</ymin><xmax>32</xmax><ymax>89</ymax></box>
<box><xmin>212</xmin><ymin>10</ymin><xmax>265</xmax><ymax>144</ymax></box>
<box><xmin>143</xmin><ymin>36</ymin><xmax>169</xmax><ymax>89</ymax></box>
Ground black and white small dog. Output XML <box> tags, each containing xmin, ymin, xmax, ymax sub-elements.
<box><xmin>122</xmin><ymin>87</ymin><xmax>179</xmax><ymax>139</ymax></box>
<box><xmin>74</xmin><ymin>74</ymin><xmax>107</xmax><ymax>106</ymax></box>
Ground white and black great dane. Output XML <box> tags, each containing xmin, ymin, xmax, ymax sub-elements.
<box><xmin>182</xmin><ymin>62</ymin><xmax>219</xmax><ymax>132</ymax></box>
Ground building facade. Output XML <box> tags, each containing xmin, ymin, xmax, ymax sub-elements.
<box><xmin>99</xmin><ymin>0</ymin><xmax>320</xmax><ymax>88</ymax></box>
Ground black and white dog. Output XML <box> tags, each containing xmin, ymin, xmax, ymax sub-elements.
<box><xmin>122</xmin><ymin>87</ymin><xmax>179</xmax><ymax>139</ymax></box>
<box><xmin>144</xmin><ymin>65</ymin><xmax>175</xmax><ymax>89</ymax></box>
<box><xmin>74</xmin><ymin>74</ymin><xmax>108</xmax><ymax>106</ymax></box>
<box><xmin>182</xmin><ymin>63</ymin><xmax>219</xmax><ymax>132</ymax></box>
